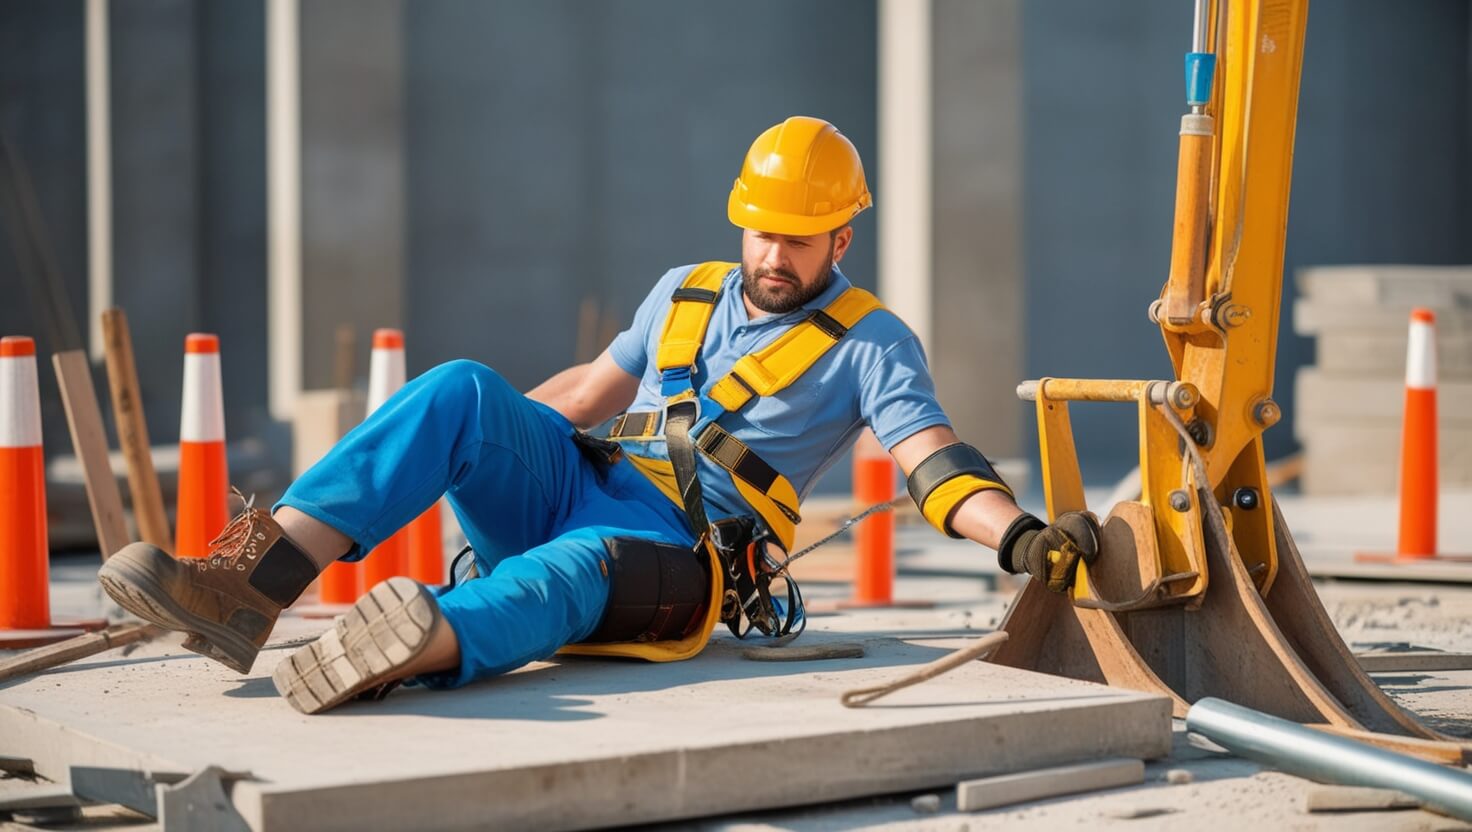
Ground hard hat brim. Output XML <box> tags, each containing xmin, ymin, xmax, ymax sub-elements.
<box><xmin>727</xmin><ymin>190</ymin><xmax>871</xmax><ymax>237</ymax></box>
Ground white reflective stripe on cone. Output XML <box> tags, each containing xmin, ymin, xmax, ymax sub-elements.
<box><xmin>181</xmin><ymin>352</ymin><xmax>227</xmax><ymax>442</ymax></box>
<box><xmin>0</xmin><ymin>355</ymin><xmax>43</xmax><ymax>448</ymax></box>
<box><xmin>1405</xmin><ymin>318</ymin><xmax>1437</xmax><ymax>392</ymax></box>
<box><xmin>367</xmin><ymin>346</ymin><xmax>406</xmax><ymax>413</ymax></box>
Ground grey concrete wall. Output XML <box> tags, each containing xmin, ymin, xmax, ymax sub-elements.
<box><xmin>197</xmin><ymin>0</ymin><xmax>270</xmax><ymax>441</ymax></box>
<box><xmin>300</xmin><ymin>0</ymin><xmax>405</xmax><ymax>392</ymax></box>
<box><xmin>1021</xmin><ymin>0</ymin><xmax>1472</xmax><ymax>481</ymax></box>
<box><xmin>1</xmin><ymin>0</ymin><xmax>271</xmax><ymax>463</ymax></box>
<box><xmin>400</xmin><ymin>0</ymin><xmax>879</xmax><ymax>389</ymax></box>
<box><xmin>933</xmin><ymin>0</ymin><xmax>1023</xmax><ymax>460</ymax></box>
<box><xmin>112</xmin><ymin>0</ymin><xmax>271</xmax><ymax>448</ymax></box>
<box><xmin>0</xmin><ymin>1</ymin><xmax>90</xmax><ymax>461</ymax></box>
<box><xmin>110</xmin><ymin>0</ymin><xmax>203</xmax><ymax>444</ymax></box>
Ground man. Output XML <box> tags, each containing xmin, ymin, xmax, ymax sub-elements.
<box><xmin>98</xmin><ymin>116</ymin><xmax>1099</xmax><ymax>715</ymax></box>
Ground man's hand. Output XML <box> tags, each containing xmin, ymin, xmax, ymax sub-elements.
<box><xmin>1014</xmin><ymin>511</ymin><xmax>1101</xmax><ymax>593</ymax></box>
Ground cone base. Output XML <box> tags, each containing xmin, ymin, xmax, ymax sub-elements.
<box><xmin>1355</xmin><ymin>552</ymin><xmax>1472</xmax><ymax>565</ymax></box>
<box><xmin>0</xmin><ymin>617</ymin><xmax>108</xmax><ymax>649</ymax></box>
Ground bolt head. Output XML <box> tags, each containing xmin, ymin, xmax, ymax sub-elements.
<box><xmin>1168</xmin><ymin>489</ymin><xmax>1192</xmax><ymax>512</ymax></box>
<box><xmin>1253</xmin><ymin>399</ymin><xmax>1281</xmax><ymax>427</ymax></box>
<box><xmin>1233</xmin><ymin>487</ymin><xmax>1260</xmax><ymax>511</ymax></box>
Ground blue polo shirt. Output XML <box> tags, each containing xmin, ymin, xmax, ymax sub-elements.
<box><xmin>607</xmin><ymin>263</ymin><xmax>951</xmax><ymax>529</ymax></box>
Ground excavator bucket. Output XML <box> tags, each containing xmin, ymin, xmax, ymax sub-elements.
<box><xmin>988</xmin><ymin>459</ymin><xmax>1462</xmax><ymax>748</ymax></box>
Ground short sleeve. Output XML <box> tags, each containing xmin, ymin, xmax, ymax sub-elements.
<box><xmin>858</xmin><ymin>335</ymin><xmax>952</xmax><ymax>450</ymax></box>
<box><xmin>607</xmin><ymin>267</ymin><xmax>687</xmax><ymax>377</ymax></box>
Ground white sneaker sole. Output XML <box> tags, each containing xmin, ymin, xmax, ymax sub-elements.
<box><xmin>272</xmin><ymin>577</ymin><xmax>438</xmax><ymax>714</ymax></box>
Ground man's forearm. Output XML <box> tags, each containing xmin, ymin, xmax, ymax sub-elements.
<box><xmin>948</xmin><ymin>489</ymin><xmax>1026</xmax><ymax>551</ymax></box>
<box><xmin>526</xmin><ymin>363</ymin><xmax>593</xmax><ymax>424</ymax></box>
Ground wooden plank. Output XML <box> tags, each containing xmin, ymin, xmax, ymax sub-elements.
<box><xmin>1305</xmin><ymin>785</ymin><xmax>1420</xmax><ymax>813</ymax></box>
<box><xmin>101</xmin><ymin>308</ymin><xmax>171</xmax><ymax>552</ymax></box>
<box><xmin>52</xmin><ymin>348</ymin><xmax>130</xmax><ymax>558</ymax></box>
<box><xmin>955</xmin><ymin>758</ymin><xmax>1144</xmax><ymax>812</ymax></box>
<box><xmin>0</xmin><ymin>623</ymin><xmax>160</xmax><ymax>684</ymax></box>
<box><xmin>1356</xmin><ymin>652</ymin><xmax>1472</xmax><ymax>674</ymax></box>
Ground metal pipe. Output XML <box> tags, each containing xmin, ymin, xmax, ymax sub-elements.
<box><xmin>1016</xmin><ymin>378</ymin><xmax>1198</xmax><ymax>410</ymax></box>
<box><xmin>1186</xmin><ymin>698</ymin><xmax>1472</xmax><ymax>821</ymax></box>
<box><xmin>1192</xmin><ymin>0</ymin><xmax>1211</xmax><ymax>54</ymax></box>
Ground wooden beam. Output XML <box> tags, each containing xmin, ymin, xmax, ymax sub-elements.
<box><xmin>52</xmin><ymin>349</ymin><xmax>129</xmax><ymax>558</ymax></box>
<box><xmin>101</xmin><ymin>308</ymin><xmax>171</xmax><ymax>552</ymax></box>
<box><xmin>0</xmin><ymin>623</ymin><xmax>160</xmax><ymax>684</ymax></box>
<box><xmin>956</xmin><ymin>758</ymin><xmax>1145</xmax><ymax>812</ymax></box>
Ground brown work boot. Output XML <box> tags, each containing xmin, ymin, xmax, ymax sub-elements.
<box><xmin>272</xmin><ymin>576</ymin><xmax>440</xmax><ymax>714</ymax></box>
<box><xmin>97</xmin><ymin>495</ymin><xmax>318</xmax><ymax>673</ymax></box>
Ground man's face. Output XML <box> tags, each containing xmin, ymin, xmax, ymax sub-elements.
<box><xmin>740</xmin><ymin>226</ymin><xmax>853</xmax><ymax>315</ymax></box>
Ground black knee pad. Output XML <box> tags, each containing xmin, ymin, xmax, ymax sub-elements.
<box><xmin>583</xmin><ymin>537</ymin><xmax>710</xmax><ymax>644</ymax></box>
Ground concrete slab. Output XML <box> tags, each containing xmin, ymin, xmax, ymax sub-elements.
<box><xmin>0</xmin><ymin>621</ymin><xmax>1171</xmax><ymax>832</ymax></box>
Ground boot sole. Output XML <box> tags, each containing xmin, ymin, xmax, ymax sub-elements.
<box><xmin>97</xmin><ymin>556</ymin><xmax>260</xmax><ymax>674</ymax></box>
<box><xmin>272</xmin><ymin>577</ymin><xmax>437</xmax><ymax>715</ymax></box>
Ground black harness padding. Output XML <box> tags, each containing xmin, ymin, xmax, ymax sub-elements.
<box><xmin>905</xmin><ymin>442</ymin><xmax>1009</xmax><ymax>509</ymax></box>
<box><xmin>584</xmin><ymin>537</ymin><xmax>711</xmax><ymax>643</ymax></box>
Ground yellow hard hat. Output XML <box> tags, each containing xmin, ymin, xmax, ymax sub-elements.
<box><xmin>727</xmin><ymin>116</ymin><xmax>872</xmax><ymax>236</ymax></box>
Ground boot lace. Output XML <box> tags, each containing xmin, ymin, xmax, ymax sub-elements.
<box><xmin>202</xmin><ymin>487</ymin><xmax>271</xmax><ymax>572</ymax></box>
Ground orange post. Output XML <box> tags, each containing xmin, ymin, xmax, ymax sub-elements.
<box><xmin>1396</xmin><ymin>309</ymin><xmax>1438</xmax><ymax>559</ymax></box>
<box><xmin>408</xmin><ymin>500</ymin><xmax>445</xmax><ymax>585</ymax></box>
<box><xmin>0</xmin><ymin>337</ymin><xmax>50</xmax><ymax>630</ymax></box>
<box><xmin>176</xmin><ymin>334</ymin><xmax>229</xmax><ymax>558</ymax></box>
<box><xmin>359</xmin><ymin>329</ymin><xmax>410</xmax><ymax>586</ymax></box>
<box><xmin>852</xmin><ymin>430</ymin><xmax>895</xmax><ymax>604</ymax></box>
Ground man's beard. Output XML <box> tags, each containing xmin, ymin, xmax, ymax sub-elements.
<box><xmin>741</xmin><ymin>250</ymin><xmax>835</xmax><ymax>315</ymax></box>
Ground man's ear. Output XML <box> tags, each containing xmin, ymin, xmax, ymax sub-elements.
<box><xmin>831</xmin><ymin>225</ymin><xmax>854</xmax><ymax>263</ymax></box>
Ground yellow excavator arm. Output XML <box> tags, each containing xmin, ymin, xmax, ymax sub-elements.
<box><xmin>990</xmin><ymin>0</ymin><xmax>1465</xmax><ymax>751</ymax></box>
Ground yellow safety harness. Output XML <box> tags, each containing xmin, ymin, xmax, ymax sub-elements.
<box><xmin>608</xmin><ymin>261</ymin><xmax>884</xmax><ymax>551</ymax></box>
<box><xmin>562</xmin><ymin>261</ymin><xmax>883</xmax><ymax>662</ymax></box>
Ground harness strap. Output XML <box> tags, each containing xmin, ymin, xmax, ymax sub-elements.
<box><xmin>707</xmin><ymin>286</ymin><xmax>884</xmax><ymax>413</ymax></box>
<box><xmin>654</xmin><ymin>262</ymin><xmax>733</xmax><ymax>378</ymax></box>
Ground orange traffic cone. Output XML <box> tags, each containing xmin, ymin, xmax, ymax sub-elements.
<box><xmin>1396</xmin><ymin>308</ymin><xmax>1439</xmax><ymax>559</ymax></box>
<box><xmin>1359</xmin><ymin>308</ymin><xmax>1469</xmax><ymax>565</ymax></box>
<box><xmin>360</xmin><ymin>329</ymin><xmax>410</xmax><ymax>588</ymax></box>
<box><xmin>0</xmin><ymin>336</ymin><xmax>93</xmax><ymax>646</ymax></box>
<box><xmin>176</xmin><ymin>333</ymin><xmax>229</xmax><ymax>558</ymax></box>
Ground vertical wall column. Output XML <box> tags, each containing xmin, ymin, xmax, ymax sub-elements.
<box><xmin>932</xmin><ymin>0</ymin><xmax>1024</xmax><ymax>458</ymax></box>
<box><xmin>878</xmin><ymin>0</ymin><xmax>933</xmax><ymax>352</ymax></box>
<box><xmin>84</xmin><ymin>0</ymin><xmax>111</xmax><ymax>363</ymax></box>
<box><xmin>298</xmin><ymin>0</ymin><xmax>406</xmax><ymax>392</ymax></box>
<box><xmin>266</xmin><ymin>0</ymin><xmax>302</xmax><ymax>421</ymax></box>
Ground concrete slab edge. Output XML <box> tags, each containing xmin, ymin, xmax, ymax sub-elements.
<box><xmin>239</xmin><ymin>696</ymin><xmax>1172</xmax><ymax>831</ymax></box>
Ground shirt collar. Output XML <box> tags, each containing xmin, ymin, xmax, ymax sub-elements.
<box><xmin>723</xmin><ymin>264</ymin><xmax>853</xmax><ymax>326</ymax></box>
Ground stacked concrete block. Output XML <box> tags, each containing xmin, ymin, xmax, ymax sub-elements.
<box><xmin>1293</xmin><ymin>266</ymin><xmax>1472</xmax><ymax>495</ymax></box>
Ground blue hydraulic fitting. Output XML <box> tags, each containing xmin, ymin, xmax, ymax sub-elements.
<box><xmin>1185</xmin><ymin>52</ymin><xmax>1216</xmax><ymax>108</ymax></box>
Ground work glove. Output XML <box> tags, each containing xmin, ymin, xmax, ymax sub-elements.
<box><xmin>1010</xmin><ymin>511</ymin><xmax>1101</xmax><ymax>593</ymax></box>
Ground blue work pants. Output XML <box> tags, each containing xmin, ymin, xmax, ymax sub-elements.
<box><xmin>276</xmin><ymin>360</ymin><xmax>694</xmax><ymax>687</ymax></box>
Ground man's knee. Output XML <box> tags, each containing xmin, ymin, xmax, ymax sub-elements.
<box><xmin>421</xmin><ymin>359</ymin><xmax>513</xmax><ymax>405</ymax></box>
